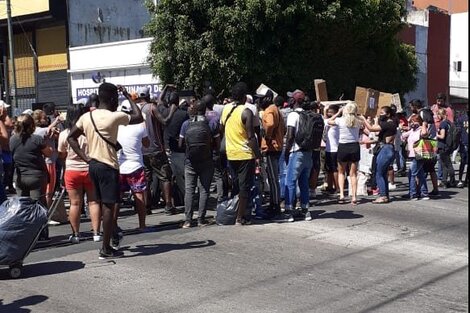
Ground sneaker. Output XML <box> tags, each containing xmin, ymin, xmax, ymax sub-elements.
<box><xmin>242</xmin><ymin>218</ymin><xmax>252</xmax><ymax>225</ymax></box>
<box><xmin>457</xmin><ymin>181</ymin><xmax>464</xmax><ymax>188</ymax></box>
<box><xmin>93</xmin><ymin>233</ymin><xmax>103</xmax><ymax>242</ymax></box>
<box><xmin>438</xmin><ymin>181</ymin><xmax>444</xmax><ymax>188</ymax></box>
<box><xmin>110</xmin><ymin>233</ymin><xmax>122</xmax><ymax>251</ymax></box>
<box><xmin>421</xmin><ymin>196</ymin><xmax>430</xmax><ymax>200</ymax></box>
<box><xmin>68</xmin><ymin>234</ymin><xmax>80</xmax><ymax>244</ymax></box>
<box><xmin>429</xmin><ymin>189</ymin><xmax>440</xmax><ymax>197</ymax></box>
<box><xmin>164</xmin><ymin>207</ymin><xmax>175</xmax><ymax>215</ymax></box>
<box><xmin>285</xmin><ymin>213</ymin><xmax>294</xmax><ymax>222</ymax></box>
<box><xmin>410</xmin><ymin>197</ymin><xmax>419</xmax><ymax>201</ymax></box>
<box><xmin>182</xmin><ymin>221</ymin><xmax>191</xmax><ymax>229</ymax></box>
<box><xmin>372</xmin><ymin>188</ymin><xmax>380</xmax><ymax>196</ymax></box>
<box><xmin>388</xmin><ymin>183</ymin><xmax>397</xmax><ymax>191</ymax></box>
<box><xmin>304</xmin><ymin>211</ymin><xmax>312</xmax><ymax>221</ymax></box>
<box><xmin>99</xmin><ymin>248</ymin><xmax>124</xmax><ymax>260</ymax></box>
<box><xmin>48</xmin><ymin>220</ymin><xmax>61</xmax><ymax>226</ymax></box>
<box><xmin>197</xmin><ymin>219</ymin><xmax>210</xmax><ymax>227</ymax></box>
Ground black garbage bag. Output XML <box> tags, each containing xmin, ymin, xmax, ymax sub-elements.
<box><xmin>216</xmin><ymin>195</ymin><xmax>239</xmax><ymax>225</ymax></box>
<box><xmin>0</xmin><ymin>197</ymin><xmax>48</xmax><ymax>265</ymax></box>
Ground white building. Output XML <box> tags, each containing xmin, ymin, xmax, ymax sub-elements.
<box><xmin>449</xmin><ymin>12</ymin><xmax>468</xmax><ymax>100</ymax></box>
<box><xmin>68</xmin><ymin>38</ymin><xmax>160</xmax><ymax>103</ymax></box>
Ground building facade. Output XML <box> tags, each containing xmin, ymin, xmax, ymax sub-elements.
<box><xmin>0</xmin><ymin>0</ymin><xmax>68</xmax><ymax>113</ymax></box>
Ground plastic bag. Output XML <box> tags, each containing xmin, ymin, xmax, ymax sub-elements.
<box><xmin>0</xmin><ymin>197</ymin><xmax>48</xmax><ymax>265</ymax></box>
<box><xmin>216</xmin><ymin>195</ymin><xmax>239</xmax><ymax>225</ymax></box>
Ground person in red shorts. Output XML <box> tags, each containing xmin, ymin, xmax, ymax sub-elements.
<box><xmin>58</xmin><ymin>103</ymin><xmax>102</xmax><ymax>243</ymax></box>
<box><xmin>117</xmin><ymin>100</ymin><xmax>149</xmax><ymax>231</ymax></box>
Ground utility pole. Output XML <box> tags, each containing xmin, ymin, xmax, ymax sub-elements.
<box><xmin>6</xmin><ymin>0</ymin><xmax>18</xmax><ymax>107</ymax></box>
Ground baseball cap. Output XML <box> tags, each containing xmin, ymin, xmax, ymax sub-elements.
<box><xmin>118</xmin><ymin>100</ymin><xmax>132</xmax><ymax>113</ymax></box>
<box><xmin>292</xmin><ymin>90</ymin><xmax>305</xmax><ymax>101</ymax></box>
<box><xmin>286</xmin><ymin>89</ymin><xmax>303</xmax><ymax>98</ymax></box>
<box><xmin>136</xmin><ymin>86</ymin><xmax>150</xmax><ymax>99</ymax></box>
<box><xmin>0</xmin><ymin>100</ymin><xmax>11</xmax><ymax>108</ymax></box>
<box><xmin>22</xmin><ymin>109</ymin><xmax>33</xmax><ymax>115</ymax></box>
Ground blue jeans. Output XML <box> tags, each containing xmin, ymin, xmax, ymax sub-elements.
<box><xmin>408</xmin><ymin>158</ymin><xmax>428</xmax><ymax>198</ymax></box>
<box><xmin>279</xmin><ymin>149</ymin><xmax>287</xmax><ymax>200</ymax></box>
<box><xmin>396</xmin><ymin>148</ymin><xmax>406</xmax><ymax>172</ymax></box>
<box><xmin>375</xmin><ymin>144</ymin><xmax>395</xmax><ymax>198</ymax></box>
<box><xmin>285</xmin><ymin>151</ymin><xmax>313</xmax><ymax>209</ymax></box>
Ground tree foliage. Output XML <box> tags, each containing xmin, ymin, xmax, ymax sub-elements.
<box><xmin>145</xmin><ymin>0</ymin><xmax>417</xmax><ymax>99</ymax></box>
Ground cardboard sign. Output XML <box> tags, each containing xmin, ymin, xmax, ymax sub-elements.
<box><xmin>314</xmin><ymin>79</ymin><xmax>328</xmax><ymax>101</ymax></box>
<box><xmin>378</xmin><ymin>92</ymin><xmax>403</xmax><ymax>113</ymax></box>
<box><xmin>354</xmin><ymin>86</ymin><xmax>379</xmax><ymax>116</ymax></box>
<box><xmin>256</xmin><ymin>84</ymin><xmax>278</xmax><ymax>99</ymax></box>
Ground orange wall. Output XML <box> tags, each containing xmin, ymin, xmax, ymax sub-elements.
<box><xmin>413</xmin><ymin>0</ymin><xmax>468</xmax><ymax>13</ymax></box>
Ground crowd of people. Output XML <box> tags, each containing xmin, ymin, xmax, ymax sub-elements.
<box><xmin>0</xmin><ymin>82</ymin><xmax>467</xmax><ymax>259</ymax></box>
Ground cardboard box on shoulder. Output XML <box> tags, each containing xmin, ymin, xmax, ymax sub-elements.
<box><xmin>354</xmin><ymin>86</ymin><xmax>379</xmax><ymax>117</ymax></box>
<box><xmin>314</xmin><ymin>79</ymin><xmax>328</xmax><ymax>101</ymax></box>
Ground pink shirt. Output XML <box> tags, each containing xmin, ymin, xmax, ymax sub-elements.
<box><xmin>401</xmin><ymin>127</ymin><xmax>421</xmax><ymax>158</ymax></box>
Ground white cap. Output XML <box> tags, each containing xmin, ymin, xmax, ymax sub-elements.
<box><xmin>0</xmin><ymin>100</ymin><xmax>11</xmax><ymax>108</ymax></box>
<box><xmin>22</xmin><ymin>109</ymin><xmax>33</xmax><ymax>115</ymax></box>
<box><xmin>118</xmin><ymin>100</ymin><xmax>132</xmax><ymax>113</ymax></box>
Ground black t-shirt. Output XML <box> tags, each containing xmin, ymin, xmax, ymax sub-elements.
<box><xmin>438</xmin><ymin>120</ymin><xmax>451</xmax><ymax>149</ymax></box>
<box><xmin>378</xmin><ymin>120</ymin><xmax>398</xmax><ymax>142</ymax></box>
<box><xmin>10</xmin><ymin>134</ymin><xmax>47</xmax><ymax>176</ymax></box>
<box><xmin>164</xmin><ymin>107</ymin><xmax>189</xmax><ymax>152</ymax></box>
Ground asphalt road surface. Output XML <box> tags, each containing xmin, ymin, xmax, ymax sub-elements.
<box><xmin>0</xmin><ymin>180</ymin><xmax>468</xmax><ymax>313</ymax></box>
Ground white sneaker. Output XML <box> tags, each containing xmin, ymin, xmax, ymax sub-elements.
<box><xmin>304</xmin><ymin>211</ymin><xmax>312</xmax><ymax>221</ymax></box>
<box><xmin>48</xmin><ymin>220</ymin><xmax>60</xmax><ymax>226</ymax></box>
<box><xmin>388</xmin><ymin>183</ymin><xmax>397</xmax><ymax>191</ymax></box>
<box><xmin>93</xmin><ymin>233</ymin><xmax>103</xmax><ymax>242</ymax></box>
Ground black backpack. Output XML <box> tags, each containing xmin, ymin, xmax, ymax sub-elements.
<box><xmin>295</xmin><ymin>111</ymin><xmax>324</xmax><ymax>151</ymax></box>
<box><xmin>445</xmin><ymin>122</ymin><xmax>462</xmax><ymax>152</ymax></box>
<box><xmin>185</xmin><ymin>118</ymin><xmax>212</xmax><ymax>163</ymax></box>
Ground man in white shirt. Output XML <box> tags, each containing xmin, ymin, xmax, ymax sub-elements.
<box><xmin>284</xmin><ymin>90</ymin><xmax>313</xmax><ymax>222</ymax></box>
<box><xmin>117</xmin><ymin>101</ymin><xmax>150</xmax><ymax>231</ymax></box>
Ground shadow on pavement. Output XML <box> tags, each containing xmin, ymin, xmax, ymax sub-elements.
<box><xmin>390</xmin><ymin>190</ymin><xmax>458</xmax><ymax>202</ymax></box>
<box><xmin>0</xmin><ymin>295</ymin><xmax>48</xmax><ymax>313</ymax></box>
<box><xmin>122</xmin><ymin>240</ymin><xmax>216</xmax><ymax>258</ymax></box>
<box><xmin>314</xmin><ymin>210</ymin><xmax>364</xmax><ymax>219</ymax></box>
<box><xmin>0</xmin><ymin>261</ymin><xmax>85</xmax><ymax>280</ymax></box>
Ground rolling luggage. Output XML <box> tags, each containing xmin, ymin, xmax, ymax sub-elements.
<box><xmin>0</xmin><ymin>196</ymin><xmax>58</xmax><ymax>279</ymax></box>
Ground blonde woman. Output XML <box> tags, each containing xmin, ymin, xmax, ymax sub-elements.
<box><xmin>328</xmin><ymin>101</ymin><xmax>363</xmax><ymax>205</ymax></box>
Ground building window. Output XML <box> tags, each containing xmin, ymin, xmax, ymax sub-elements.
<box><xmin>454</xmin><ymin>61</ymin><xmax>462</xmax><ymax>72</ymax></box>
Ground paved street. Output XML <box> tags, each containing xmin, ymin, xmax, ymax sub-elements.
<box><xmin>0</xmin><ymin>176</ymin><xmax>468</xmax><ymax>313</ymax></box>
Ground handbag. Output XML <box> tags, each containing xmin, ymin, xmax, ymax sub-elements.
<box><xmin>413</xmin><ymin>138</ymin><xmax>438</xmax><ymax>160</ymax></box>
<box><xmin>220</xmin><ymin>104</ymin><xmax>239</xmax><ymax>154</ymax></box>
<box><xmin>89</xmin><ymin>111</ymin><xmax>122</xmax><ymax>151</ymax></box>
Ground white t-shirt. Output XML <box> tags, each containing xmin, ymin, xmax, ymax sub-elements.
<box><xmin>245</xmin><ymin>103</ymin><xmax>260</xmax><ymax>127</ymax></box>
<box><xmin>286</xmin><ymin>108</ymin><xmax>304</xmax><ymax>152</ymax></box>
<box><xmin>117</xmin><ymin>122</ymin><xmax>148</xmax><ymax>174</ymax></box>
<box><xmin>334</xmin><ymin>117</ymin><xmax>362</xmax><ymax>144</ymax></box>
<box><xmin>324</xmin><ymin>121</ymin><xmax>339</xmax><ymax>153</ymax></box>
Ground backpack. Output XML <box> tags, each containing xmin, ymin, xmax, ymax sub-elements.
<box><xmin>294</xmin><ymin>111</ymin><xmax>324</xmax><ymax>151</ymax></box>
<box><xmin>445</xmin><ymin>122</ymin><xmax>462</xmax><ymax>152</ymax></box>
<box><xmin>185</xmin><ymin>118</ymin><xmax>212</xmax><ymax>163</ymax></box>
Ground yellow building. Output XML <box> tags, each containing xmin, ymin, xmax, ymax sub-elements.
<box><xmin>0</xmin><ymin>0</ymin><xmax>68</xmax><ymax>111</ymax></box>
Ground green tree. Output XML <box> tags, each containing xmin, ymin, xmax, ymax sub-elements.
<box><xmin>145</xmin><ymin>0</ymin><xmax>417</xmax><ymax>99</ymax></box>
